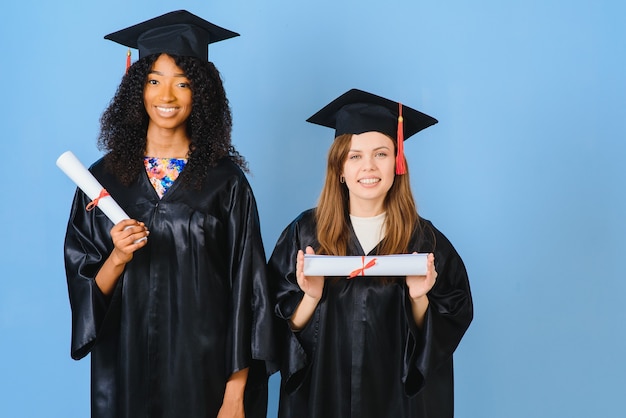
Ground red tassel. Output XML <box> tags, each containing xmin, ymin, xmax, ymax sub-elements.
<box><xmin>125</xmin><ymin>49</ymin><xmax>131</xmax><ymax>74</ymax></box>
<box><xmin>395</xmin><ymin>102</ymin><xmax>406</xmax><ymax>175</ymax></box>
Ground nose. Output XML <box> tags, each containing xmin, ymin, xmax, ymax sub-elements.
<box><xmin>158</xmin><ymin>83</ymin><xmax>175</xmax><ymax>101</ymax></box>
<box><xmin>361</xmin><ymin>155</ymin><xmax>376</xmax><ymax>170</ymax></box>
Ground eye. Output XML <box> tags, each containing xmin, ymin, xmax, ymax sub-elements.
<box><xmin>177</xmin><ymin>82</ymin><xmax>191</xmax><ymax>88</ymax></box>
<box><xmin>375</xmin><ymin>151</ymin><xmax>388</xmax><ymax>158</ymax></box>
<box><xmin>147</xmin><ymin>79</ymin><xmax>158</xmax><ymax>85</ymax></box>
<box><xmin>349</xmin><ymin>154</ymin><xmax>361</xmax><ymax>160</ymax></box>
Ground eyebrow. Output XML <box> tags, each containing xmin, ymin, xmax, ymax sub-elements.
<box><xmin>348</xmin><ymin>145</ymin><xmax>392</xmax><ymax>152</ymax></box>
<box><xmin>148</xmin><ymin>70</ymin><xmax>188</xmax><ymax>77</ymax></box>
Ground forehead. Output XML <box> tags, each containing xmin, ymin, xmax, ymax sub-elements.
<box><xmin>150</xmin><ymin>54</ymin><xmax>186</xmax><ymax>74</ymax></box>
<box><xmin>349</xmin><ymin>131</ymin><xmax>395</xmax><ymax>149</ymax></box>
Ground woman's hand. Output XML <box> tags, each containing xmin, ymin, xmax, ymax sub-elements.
<box><xmin>217</xmin><ymin>368</ymin><xmax>248</xmax><ymax>418</ymax></box>
<box><xmin>406</xmin><ymin>252</ymin><xmax>437</xmax><ymax>300</ymax></box>
<box><xmin>109</xmin><ymin>219</ymin><xmax>149</xmax><ymax>266</ymax></box>
<box><xmin>406</xmin><ymin>253</ymin><xmax>437</xmax><ymax>328</ymax></box>
<box><xmin>290</xmin><ymin>246</ymin><xmax>325</xmax><ymax>330</ymax></box>
<box><xmin>95</xmin><ymin>219</ymin><xmax>149</xmax><ymax>296</ymax></box>
<box><xmin>295</xmin><ymin>246</ymin><xmax>324</xmax><ymax>301</ymax></box>
<box><xmin>216</xmin><ymin>401</ymin><xmax>244</xmax><ymax>418</ymax></box>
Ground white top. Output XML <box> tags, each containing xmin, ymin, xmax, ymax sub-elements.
<box><xmin>349</xmin><ymin>212</ymin><xmax>386</xmax><ymax>254</ymax></box>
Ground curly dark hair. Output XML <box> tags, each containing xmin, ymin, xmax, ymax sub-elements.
<box><xmin>98</xmin><ymin>53</ymin><xmax>248</xmax><ymax>188</ymax></box>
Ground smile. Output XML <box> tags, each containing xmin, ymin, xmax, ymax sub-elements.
<box><xmin>358</xmin><ymin>178</ymin><xmax>380</xmax><ymax>184</ymax></box>
<box><xmin>156</xmin><ymin>106</ymin><xmax>178</xmax><ymax>113</ymax></box>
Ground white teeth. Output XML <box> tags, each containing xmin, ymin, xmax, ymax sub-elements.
<box><xmin>358</xmin><ymin>178</ymin><xmax>380</xmax><ymax>184</ymax></box>
<box><xmin>156</xmin><ymin>107</ymin><xmax>176</xmax><ymax>113</ymax></box>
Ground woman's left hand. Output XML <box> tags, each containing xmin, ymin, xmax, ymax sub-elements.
<box><xmin>216</xmin><ymin>399</ymin><xmax>244</xmax><ymax>418</ymax></box>
<box><xmin>217</xmin><ymin>368</ymin><xmax>248</xmax><ymax>418</ymax></box>
<box><xmin>406</xmin><ymin>253</ymin><xmax>437</xmax><ymax>300</ymax></box>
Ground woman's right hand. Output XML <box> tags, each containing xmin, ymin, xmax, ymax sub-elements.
<box><xmin>109</xmin><ymin>219</ymin><xmax>149</xmax><ymax>266</ymax></box>
<box><xmin>290</xmin><ymin>246</ymin><xmax>325</xmax><ymax>330</ymax></box>
<box><xmin>295</xmin><ymin>246</ymin><xmax>324</xmax><ymax>301</ymax></box>
<box><xmin>96</xmin><ymin>219</ymin><xmax>149</xmax><ymax>295</ymax></box>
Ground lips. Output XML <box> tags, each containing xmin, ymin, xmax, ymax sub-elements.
<box><xmin>156</xmin><ymin>106</ymin><xmax>178</xmax><ymax>113</ymax></box>
<box><xmin>151</xmin><ymin>106</ymin><xmax>182</xmax><ymax>119</ymax></box>
<box><xmin>358</xmin><ymin>178</ymin><xmax>381</xmax><ymax>184</ymax></box>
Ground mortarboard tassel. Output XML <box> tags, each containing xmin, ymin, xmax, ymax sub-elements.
<box><xmin>395</xmin><ymin>102</ymin><xmax>406</xmax><ymax>175</ymax></box>
<box><xmin>125</xmin><ymin>49</ymin><xmax>131</xmax><ymax>73</ymax></box>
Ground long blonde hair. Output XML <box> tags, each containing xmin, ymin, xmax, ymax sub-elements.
<box><xmin>315</xmin><ymin>134</ymin><xmax>420</xmax><ymax>255</ymax></box>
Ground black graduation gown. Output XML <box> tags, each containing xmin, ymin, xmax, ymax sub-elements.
<box><xmin>268</xmin><ymin>209</ymin><xmax>473</xmax><ymax>418</ymax></box>
<box><xmin>64</xmin><ymin>157</ymin><xmax>275</xmax><ymax>418</ymax></box>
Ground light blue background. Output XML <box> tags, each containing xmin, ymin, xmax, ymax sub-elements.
<box><xmin>1</xmin><ymin>1</ymin><xmax>624</xmax><ymax>417</ymax></box>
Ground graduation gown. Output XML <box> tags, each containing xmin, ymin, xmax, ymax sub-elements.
<box><xmin>268</xmin><ymin>209</ymin><xmax>473</xmax><ymax>418</ymax></box>
<box><xmin>64</xmin><ymin>157</ymin><xmax>275</xmax><ymax>418</ymax></box>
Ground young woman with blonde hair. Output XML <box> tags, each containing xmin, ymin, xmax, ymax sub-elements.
<box><xmin>269</xmin><ymin>89</ymin><xmax>473</xmax><ymax>418</ymax></box>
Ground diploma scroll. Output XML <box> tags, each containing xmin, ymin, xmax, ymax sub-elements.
<box><xmin>56</xmin><ymin>151</ymin><xmax>130</xmax><ymax>225</ymax></box>
<box><xmin>303</xmin><ymin>254</ymin><xmax>428</xmax><ymax>277</ymax></box>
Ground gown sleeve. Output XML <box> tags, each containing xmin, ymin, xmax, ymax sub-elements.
<box><xmin>222</xmin><ymin>172</ymin><xmax>277</xmax><ymax>377</ymax></box>
<box><xmin>401</xmin><ymin>222</ymin><xmax>473</xmax><ymax>395</ymax></box>
<box><xmin>64</xmin><ymin>187</ymin><xmax>119</xmax><ymax>360</ymax></box>
<box><xmin>267</xmin><ymin>211</ymin><xmax>319</xmax><ymax>392</ymax></box>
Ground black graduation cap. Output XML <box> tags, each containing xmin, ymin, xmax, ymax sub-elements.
<box><xmin>306</xmin><ymin>89</ymin><xmax>438</xmax><ymax>174</ymax></box>
<box><xmin>104</xmin><ymin>10</ymin><xmax>239</xmax><ymax>61</ymax></box>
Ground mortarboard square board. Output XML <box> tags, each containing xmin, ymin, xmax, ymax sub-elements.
<box><xmin>306</xmin><ymin>88</ymin><xmax>438</xmax><ymax>142</ymax></box>
<box><xmin>104</xmin><ymin>9</ymin><xmax>239</xmax><ymax>61</ymax></box>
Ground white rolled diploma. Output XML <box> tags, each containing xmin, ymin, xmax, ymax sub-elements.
<box><xmin>303</xmin><ymin>253</ymin><xmax>428</xmax><ymax>277</ymax></box>
<box><xmin>56</xmin><ymin>151</ymin><xmax>130</xmax><ymax>225</ymax></box>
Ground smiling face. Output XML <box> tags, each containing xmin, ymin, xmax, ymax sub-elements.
<box><xmin>143</xmin><ymin>54</ymin><xmax>193</xmax><ymax>133</ymax></box>
<box><xmin>341</xmin><ymin>131</ymin><xmax>396</xmax><ymax>216</ymax></box>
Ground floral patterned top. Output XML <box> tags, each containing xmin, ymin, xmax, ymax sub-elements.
<box><xmin>144</xmin><ymin>157</ymin><xmax>187</xmax><ymax>198</ymax></box>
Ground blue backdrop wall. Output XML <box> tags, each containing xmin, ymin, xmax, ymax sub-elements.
<box><xmin>1</xmin><ymin>1</ymin><xmax>624</xmax><ymax>417</ymax></box>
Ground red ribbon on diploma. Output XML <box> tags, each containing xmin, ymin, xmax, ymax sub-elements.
<box><xmin>349</xmin><ymin>256</ymin><xmax>377</xmax><ymax>278</ymax></box>
<box><xmin>86</xmin><ymin>189</ymin><xmax>110</xmax><ymax>211</ymax></box>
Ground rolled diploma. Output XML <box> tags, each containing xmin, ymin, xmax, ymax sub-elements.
<box><xmin>303</xmin><ymin>253</ymin><xmax>428</xmax><ymax>277</ymax></box>
<box><xmin>56</xmin><ymin>151</ymin><xmax>129</xmax><ymax>225</ymax></box>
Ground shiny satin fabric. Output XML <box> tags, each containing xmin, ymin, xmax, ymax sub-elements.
<box><xmin>64</xmin><ymin>157</ymin><xmax>276</xmax><ymax>418</ymax></box>
<box><xmin>268</xmin><ymin>209</ymin><xmax>473</xmax><ymax>418</ymax></box>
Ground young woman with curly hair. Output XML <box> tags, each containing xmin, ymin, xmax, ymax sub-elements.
<box><xmin>98</xmin><ymin>52</ymin><xmax>246</xmax><ymax>188</ymax></box>
<box><xmin>268</xmin><ymin>89</ymin><xmax>473</xmax><ymax>418</ymax></box>
<box><xmin>63</xmin><ymin>10</ymin><xmax>275</xmax><ymax>418</ymax></box>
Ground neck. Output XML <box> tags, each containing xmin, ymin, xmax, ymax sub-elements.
<box><xmin>145</xmin><ymin>125</ymin><xmax>190</xmax><ymax>158</ymax></box>
<box><xmin>349</xmin><ymin>199</ymin><xmax>385</xmax><ymax>217</ymax></box>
